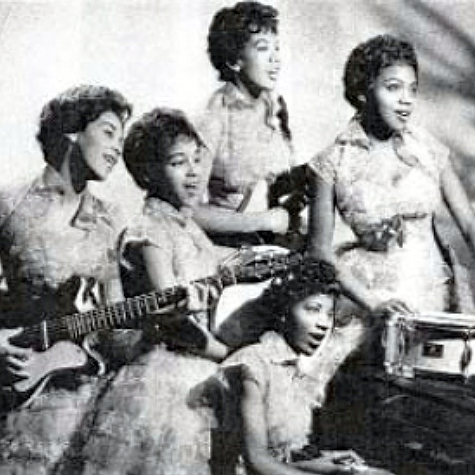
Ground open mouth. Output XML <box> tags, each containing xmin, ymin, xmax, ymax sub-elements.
<box><xmin>184</xmin><ymin>182</ymin><xmax>200</xmax><ymax>194</ymax></box>
<box><xmin>395</xmin><ymin>110</ymin><xmax>411</xmax><ymax>121</ymax></box>
<box><xmin>103</xmin><ymin>153</ymin><xmax>117</xmax><ymax>167</ymax></box>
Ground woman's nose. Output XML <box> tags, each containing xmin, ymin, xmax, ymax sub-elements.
<box><xmin>186</xmin><ymin>158</ymin><xmax>200</xmax><ymax>175</ymax></box>
<box><xmin>400</xmin><ymin>87</ymin><xmax>414</xmax><ymax>104</ymax></box>
<box><xmin>270</xmin><ymin>47</ymin><xmax>280</xmax><ymax>64</ymax></box>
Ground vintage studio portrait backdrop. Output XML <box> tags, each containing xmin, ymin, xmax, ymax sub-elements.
<box><xmin>1</xmin><ymin>1</ymin><xmax>475</xmax><ymax>475</ymax></box>
<box><xmin>0</xmin><ymin>0</ymin><xmax>475</xmax><ymax>218</ymax></box>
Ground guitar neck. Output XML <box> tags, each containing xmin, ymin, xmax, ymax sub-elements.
<box><xmin>19</xmin><ymin>251</ymin><xmax>300</xmax><ymax>348</ymax></box>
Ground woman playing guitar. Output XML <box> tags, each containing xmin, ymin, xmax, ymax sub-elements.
<box><xmin>0</xmin><ymin>85</ymin><xmax>132</xmax><ymax>473</ymax></box>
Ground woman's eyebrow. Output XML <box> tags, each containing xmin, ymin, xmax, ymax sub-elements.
<box><xmin>101</xmin><ymin>119</ymin><xmax>117</xmax><ymax>130</ymax></box>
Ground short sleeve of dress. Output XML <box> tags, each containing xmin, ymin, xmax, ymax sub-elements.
<box><xmin>119</xmin><ymin>214</ymin><xmax>173</xmax><ymax>269</ymax></box>
<box><xmin>194</xmin><ymin>95</ymin><xmax>226</xmax><ymax>161</ymax></box>
<box><xmin>223</xmin><ymin>344</ymin><xmax>269</xmax><ymax>392</ymax></box>
<box><xmin>0</xmin><ymin>182</ymin><xmax>30</xmax><ymax>230</ymax></box>
<box><xmin>307</xmin><ymin>144</ymin><xmax>338</xmax><ymax>185</ymax></box>
<box><xmin>409</xmin><ymin>126</ymin><xmax>451</xmax><ymax>176</ymax></box>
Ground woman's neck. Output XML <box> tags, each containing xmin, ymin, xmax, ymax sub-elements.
<box><xmin>234</xmin><ymin>75</ymin><xmax>264</xmax><ymax>101</ymax></box>
<box><xmin>359</xmin><ymin>107</ymin><xmax>395</xmax><ymax>142</ymax></box>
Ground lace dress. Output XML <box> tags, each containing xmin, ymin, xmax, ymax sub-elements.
<box><xmin>78</xmin><ymin>197</ymin><xmax>220</xmax><ymax>475</ymax></box>
<box><xmin>198</xmin><ymin>82</ymin><xmax>294</xmax><ymax>213</ymax></box>
<box><xmin>0</xmin><ymin>166</ymin><xmax>122</xmax><ymax>475</ymax></box>
<box><xmin>308</xmin><ymin>119</ymin><xmax>457</xmax><ymax>313</ymax></box>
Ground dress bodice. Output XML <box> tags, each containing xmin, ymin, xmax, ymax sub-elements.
<box><xmin>198</xmin><ymin>83</ymin><xmax>294</xmax><ymax>211</ymax></box>
<box><xmin>0</xmin><ymin>166</ymin><xmax>120</xmax><ymax>321</ymax></box>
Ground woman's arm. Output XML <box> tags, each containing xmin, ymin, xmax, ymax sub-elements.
<box><xmin>142</xmin><ymin>245</ymin><xmax>229</xmax><ymax>361</ymax></box>
<box><xmin>194</xmin><ymin>203</ymin><xmax>289</xmax><ymax>235</ymax></box>
<box><xmin>241</xmin><ymin>379</ymin><xmax>359</xmax><ymax>475</ymax></box>
<box><xmin>441</xmin><ymin>160</ymin><xmax>475</xmax><ymax>254</ymax></box>
<box><xmin>307</xmin><ymin>173</ymin><xmax>379</xmax><ymax>312</ymax></box>
<box><xmin>306</xmin><ymin>173</ymin><xmax>410</xmax><ymax>315</ymax></box>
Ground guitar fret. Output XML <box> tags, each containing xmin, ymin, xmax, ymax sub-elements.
<box><xmin>144</xmin><ymin>294</ymin><xmax>161</xmax><ymax>314</ymax></box>
<box><xmin>74</xmin><ymin>314</ymin><xmax>84</xmax><ymax>337</ymax></box>
<box><xmin>115</xmin><ymin>302</ymin><xmax>127</xmax><ymax>323</ymax></box>
<box><xmin>81</xmin><ymin>313</ymin><xmax>91</xmax><ymax>335</ymax></box>
<box><xmin>19</xmin><ymin>252</ymin><xmax>300</xmax><ymax>353</ymax></box>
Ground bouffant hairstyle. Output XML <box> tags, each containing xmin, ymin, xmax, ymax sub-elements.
<box><xmin>344</xmin><ymin>34</ymin><xmax>418</xmax><ymax>111</ymax></box>
<box><xmin>207</xmin><ymin>1</ymin><xmax>278</xmax><ymax>82</ymax></box>
<box><xmin>123</xmin><ymin>108</ymin><xmax>203</xmax><ymax>195</ymax></box>
<box><xmin>264</xmin><ymin>258</ymin><xmax>340</xmax><ymax>327</ymax></box>
<box><xmin>37</xmin><ymin>85</ymin><xmax>132</xmax><ymax>167</ymax></box>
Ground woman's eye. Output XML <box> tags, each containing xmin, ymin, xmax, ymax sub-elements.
<box><xmin>104</xmin><ymin>129</ymin><xmax>114</xmax><ymax>137</ymax></box>
<box><xmin>386</xmin><ymin>84</ymin><xmax>400</xmax><ymax>92</ymax></box>
<box><xmin>304</xmin><ymin>304</ymin><xmax>322</xmax><ymax>312</ymax></box>
<box><xmin>169</xmin><ymin>159</ymin><xmax>184</xmax><ymax>167</ymax></box>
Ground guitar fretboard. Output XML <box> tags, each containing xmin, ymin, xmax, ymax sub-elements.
<box><xmin>16</xmin><ymin>251</ymin><xmax>301</xmax><ymax>349</ymax></box>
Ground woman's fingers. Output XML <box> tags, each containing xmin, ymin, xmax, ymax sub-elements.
<box><xmin>373</xmin><ymin>298</ymin><xmax>414</xmax><ymax>317</ymax></box>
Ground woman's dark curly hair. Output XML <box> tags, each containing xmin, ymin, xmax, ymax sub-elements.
<box><xmin>208</xmin><ymin>1</ymin><xmax>278</xmax><ymax>82</ymax></box>
<box><xmin>37</xmin><ymin>85</ymin><xmax>132</xmax><ymax>167</ymax></box>
<box><xmin>123</xmin><ymin>108</ymin><xmax>203</xmax><ymax>194</ymax></box>
<box><xmin>344</xmin><ymin>34</ymin><xmax>418</xmax><ymax>111</ymax></box>
<box><xmin>263</xmin><ymin>258</ymin><xmax>340</xmax><ymax>327</ymax></box>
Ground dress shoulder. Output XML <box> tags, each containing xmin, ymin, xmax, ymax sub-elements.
<box><xmin>410</xmin><ymin>125</ymin><xmax>451</xmax><ymax>174</ymax></box>
<box><xmin>0</xmin><ymin>180</ymin><xmax>32</xmax><ymax>230</ymax></box>
<box><xmin>194</xmin><ymin>86</ymin><xmax>227</xmax><ymax>155</ymax></box>
<box><xmin>119</xmin><ymin>212</ymin><xmax>173</xmax><ymax>260</ymax></box>
<box><xmin>223</xmin><ymin>342</ymin><xmax>270</xmax><ymax>391</ymax></box>
<box><xmin>308</xmin><ymin>142</ymin><xmax>341</xmax><ymax>185</ymax></box>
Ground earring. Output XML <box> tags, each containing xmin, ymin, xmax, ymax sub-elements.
<box><xmin>357</xmin><ymin>94</ymin><xmax>366</xmax><ymax>105</ymax></box>
<box><xmin>66</xmin><ymin>132</ymin><xmax>78</xmax><ymax>143</ymax></box>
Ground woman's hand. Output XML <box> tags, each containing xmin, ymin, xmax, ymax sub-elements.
<box><xmin>187</xmin><ymin>281</ymin><xmax>221</xmax><ymax>313</ymax></box>
<box><xmin>371</xmin><ymin>298</ymin><xmax>413</xmax><ymax>318</ymax></box>
<box><xmin>0</xmin><ymin>327</ymin><xmax>32</xmax><ymax>385</ymax></box>
<box><xmin>294</xmin><ymin>450</ymin><xmax>367</xmax><ymax>474</ymax></box>
<box><xmin>296</xmin><ymin>450</ymin><xmax>394</xmax><ymax>474</ymax></box>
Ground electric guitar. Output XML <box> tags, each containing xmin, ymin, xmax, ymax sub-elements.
<box><xmin>0</xmin><ymin>249</ymin><xmax>304</xmax><ymax>408</ymax></box>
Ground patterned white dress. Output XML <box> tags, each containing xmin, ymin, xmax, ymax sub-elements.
<box><xmin>308</xmin><ymin>118</ymin><xmax>463</xmax><ymax>314</ymax></box>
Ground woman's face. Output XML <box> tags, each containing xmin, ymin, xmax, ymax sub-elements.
<box><xmin>160</xmin><ymin>135</ymin><xmax>206</xmax><ymax>209</ymax></box>
<box><xmin>237</xmin><ymin>30</ymin><xmax>280</xmax><ymax>94</ymax></box>
<box><xmin>76</xmin><ymin>110</ymin><xmax>124</xmax><ymax>181</ymax></box>
<box><xmin>366</xmin><ymin>63</ymin><xmax>418</xmax><ymax>134</ymax></box>
<box><xmin>286</xmin><ymin>294</ymin><xmax>334</xmax><ymax>356</ymax></box>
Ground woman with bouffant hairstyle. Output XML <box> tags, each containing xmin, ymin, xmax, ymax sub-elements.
<box><xmin>195</xmin><ymin>1</ymin><xmax>303</xmax><ymax>248</ymax></box>
<box><xmin>190</xmin><ymin>259</ymin><xmax>392</xmax><ymax>475</ymax></box>
<box><xmin>0</xmin><ymin>85</ymin><xmax>131</xmax><ymax>474</ymax></box>
<box><xmin>307</xmin><ymin>34</ymin><xmax>475</xmax><ymax>326</ymax></box>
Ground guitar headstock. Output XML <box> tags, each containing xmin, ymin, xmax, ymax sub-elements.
<box><xmin>226</xmin><ymin>249</ymin><xmax>305</xmax><ymax>284</ymax></box>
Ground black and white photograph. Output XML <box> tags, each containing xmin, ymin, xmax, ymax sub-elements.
<box><xmin>0</xmin><ymin>1</ymin><xmax>475</xmax><ymax>474</ymax></box>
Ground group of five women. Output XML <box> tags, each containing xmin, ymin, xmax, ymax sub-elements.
<box><xmin>0</xmin><ymin>1</ymin><xmax>473</xmax><ymax>474</ymax></box>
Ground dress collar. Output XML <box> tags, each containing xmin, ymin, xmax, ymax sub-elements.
<box><xmin>336</xmin><ymin>115</ymin><xmax>416</xmax><ymax>150</ymax></box>
<box><xmin>144</xmin><ymin>197</ymin><xmax>194</xmax><ymax>227</ymax></box>
<box><xmin>260</xmin><ymin>331</ymin><xmax>300</xmax><ymax>366</ymax></box>
<box><xmin>33</xmin><ymin>166</ymin><xmax>113</xmax><ymax>230</ymax></box>
<box><xmin>221</xmin><ymin>82</ymin><xmax>280</xmax><ymax>129</ymax></box>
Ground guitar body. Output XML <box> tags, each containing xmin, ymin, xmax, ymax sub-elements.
<box><xmin>1</xmin><ymin>341</ymin><xmax>88</xmax><ymax>409</ymax></box>
<box><xmin>0</xmin><ymin>249</ymin><xmax>305</xmax><ymax>407</ymax></box>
